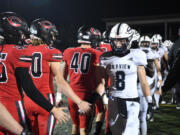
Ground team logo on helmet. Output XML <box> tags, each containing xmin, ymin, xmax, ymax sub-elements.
<box><xmin>7</xmin><ymin>16</ymin><xmax>22</xmax><ymax>27</ymax></box>
<box><xmin>90</xmin><ymin>28</ymin><xmax>101</xmax><ymax>36</ymax></box>
<box><xmin>40</xmin><ymin>20</ymin><xmax>53</xmax><ymax>29</ymax></box>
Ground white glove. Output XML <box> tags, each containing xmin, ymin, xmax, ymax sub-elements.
<box><xmin>102</xmin><ymin>93</ymin><xmax>108</xmax><ymax>105</ymax></box>
<box><xmin>56</xmin><ymin>92</ymin><xmax>62</xmax><ymax>103</ymax></box>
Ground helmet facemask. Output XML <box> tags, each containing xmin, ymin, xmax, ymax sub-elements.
<box><xmin>111</xmin><ymin>38</ymin><xmax>130</xmax><ymax>56</ymax></box>
<box><xmin>140</xmin><ymin>41</ymin><xmax>150</xmax><ymax>48</ymax></box>
<box><xmin>151</xmin><ymin>43</ymin><xmax>159</xmax><ymax>50</ymax></box>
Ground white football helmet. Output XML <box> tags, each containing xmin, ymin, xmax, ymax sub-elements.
<box><xmin>152</xmin><ymin>34</ymin><xmax>163</xmax><ymax>45</ymax></box>
<box><xmin>131</xmin><ymin>29</ymin><xmax>140</xmax><ymax>42</ymax></box>
<box><xmin>109</xmin><ymin>23</ymin><xmax>133</xmax><ymax>54</ymax></box>
<box><xmin>163</xmin><ymin>40</ymin><xmax>173</xmax><ymax>49</ymax></box>
<box><xmin>150</xmin><ymin>37</ymin><xmax>159</xmax><ymax>50</ymax></box>
<box><xmin>130</xmin><ymin>29</ymin><xmax>140</xmax><ymax>48</ymax></box>
<box><xmin>139</xmin><ymin>35</ymin><xmax>151</xmax><ymax>48</ymax></box>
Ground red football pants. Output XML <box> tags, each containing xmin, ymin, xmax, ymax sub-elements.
<box><xmin>24</xmin><ymin>93</ymin><xmax>56</xmax><ymax>135</ymax></box>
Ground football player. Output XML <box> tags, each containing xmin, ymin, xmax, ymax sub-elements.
<box><xmin>138</xmin><ymin>35</ymin><xmax>160</xmax><ymax>135</ymax></box>
<box><xmin>150</xmin><ymin>36</ymin><xmax>163</xmax><ymax>109</ymax></box>
<box><xmin>62</xmin><ymin>25</ymin><xmax>102</xmax><ymax>135</ymax></box>
<box><xmin>99</xmin><ymin>29</ymin><xmax>112</xmax><ymax>135</ymax></box>
<box><xmin>0</xmin><ymin>12</ymin><xmax>68</xmax><ymax>134</ymax></box>
<box><xmin>96</xmin><ymin>23</ymin><xmax>153</xmax><ymax>135</ymax></box>
<box><xmin>99</xmin><ymin>30</ymin><xmax>112</xmax><ymax>52</ymax></box>
<box><xmin>23</xmin><ymin>19</ymin><xmax>91</xmax><ymax>135</ymax></box>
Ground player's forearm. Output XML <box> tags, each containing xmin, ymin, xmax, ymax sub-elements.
<box><xmin>96</xmin><ymin>79</ymin><xmax>105</xmax><ymax>96</ymax></box>
<box><xmin>56</xmin><ymin>76</ymin><xmax>82</xmax><ymax>105</ymax></box>
<box><xmin>0</xmin><ymin>103</ymin><xmax>23</xmax><ymax>135</ymax></box>
<box><xmin>141</xmin><ymin>82</ymin><xmax>151</xmax><ymax>97</ymax></box>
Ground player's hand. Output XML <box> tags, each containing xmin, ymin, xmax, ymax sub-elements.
<box><xmin>20</xmin><ymin>128</ymin><xmax>34</xmax><ymax>135</ymax></box>
<box><xmin>51</xmin><ymin>107</ymin><xmax>69</xmax><ymax>124</ymax></box>
<box><xmin>77</xmin><ymin>100</ymin><xmax>91</xmax><ymax>114</ymax></box>
<box><xmin>147</xmin><ymin>103</ymin><xmax>154</xmax><ymax>121</ymax></box>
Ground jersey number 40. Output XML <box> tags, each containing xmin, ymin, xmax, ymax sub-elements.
<box><xmin>70</xmin><ymin>52</ymin><xmax>91</xmax><ymax>74</ymax></box>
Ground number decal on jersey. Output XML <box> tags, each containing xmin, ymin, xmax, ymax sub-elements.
<box><xmin>70</xmin><ymin>53</ymin><xmax>80</xmax><ymax>73</ymax></box>
<box><xmin>0</xmin><ymin>53</ymin><xmax>8</xmax><ymax>83</ymax></box>
<box><xmin>70</xmin><ymin>52</ymin><xmax>91</xmax><ymax>74</ymax></box>
<box><xmin>31</xmin><ymin>53</ymin><xmax>42</xmax><ymax>78</ymax></box>
<box><xmin>116</xmin><ymin>71</ymin><xmax>125</xmax><ymax>91</ymax></box>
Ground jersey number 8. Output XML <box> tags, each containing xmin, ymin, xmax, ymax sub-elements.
<box><xmin>116</xmin><ymin>71</ymin><xmax>125</xmax><ymax>91</ymax></box>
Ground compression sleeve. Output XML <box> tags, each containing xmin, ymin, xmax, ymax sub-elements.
<box><xmin>15</xmin><ymin>67</ymin><xmax>54</xmax><ymax>112</ymax></box>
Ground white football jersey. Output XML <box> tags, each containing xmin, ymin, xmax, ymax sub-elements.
<box><xmin>139</xmin><ymin>47</ymin><xmax>159</xmax><ymax>96</ymax></box>
<box><xmin>100</xmin><ymin>49</ymin><xmax>147</xmax><ymax>98</ymax></box>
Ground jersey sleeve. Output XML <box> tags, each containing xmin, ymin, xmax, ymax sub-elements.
<box><xmin>133</xmin><ymin>49</ymin><xmax>147</xmax><ymax>66</ymax></box>
<box><xmin>12</xmin><ymin>47</ymin><xmax>32</xmax><ymax>68</ymax></box>
<box><xmin>47</xmin><ymin>48</ymin><xmax>63</xmax><ymax>62</ymax></box>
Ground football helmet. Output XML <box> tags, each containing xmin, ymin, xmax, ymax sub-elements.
<box><xmin>102</xmin><ymin>28</ymin><xmax>111</xmax><ymax>43</ymax></box>
<box><xmin>0</xmin><ymin>12</ymin><xmax>29</xmax><ymax>45</ymax></box>
<box><xmin>152</xmin><ymin>34</ymin><xmax>162</xmax><ymax>45</ymax></box>
<box><xmin>150</xmin><ymin>37</ymin><xmax>159</xmax><ymax>50</ymax></box>
<box><xmin>77</xmin><ymin>26</ymin><xmax>101</xmax><ymax>48</ymax></box>
<box><xmin>30</xmin><ymin>18</ymin><xmax>59</xmax><ymax>45</ymax></box>
<box><xmin>109</xmin><ymin>23</ymin><xmax>133</xmax><ymax>55</ymax></box>
<box><xmin>139</xmin><ymin>35</ymin><xmax>151</xmax><ymax>48</ymax></box>
<box><xmin>163</xmin><ymin>40</ymin><xmax>173</xmax><ymax>50</ymax></box>
<box><xmin>130</xmin><ymin>29</ymin><xmax>140</xmax><ymax>48</ymax></box>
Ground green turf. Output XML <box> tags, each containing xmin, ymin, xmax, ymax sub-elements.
<box><xmin>54</xmin><ymin>96</ymin><xmax>180</xmax><ymax>135</ymax></box>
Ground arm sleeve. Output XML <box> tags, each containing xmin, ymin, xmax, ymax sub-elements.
<box><xmin>162</xmin><ymin>55</ymin><xmax>180</xmax><ymax>92</ymax></box>
<box><xmin>15</xmin><ymin>67</ymin><xmax>54</xmax><ymax>112</ymax></box>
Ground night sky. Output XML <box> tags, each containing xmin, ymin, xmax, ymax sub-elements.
<box><xmin>1</xmin><ymin>0</ymin><xmax>180</xmax><ymax>49</ymax></box>
<box><xmin>1</xmin><ymin>0</ymin><xmax>180</xmax><ymax>24</ymax></box>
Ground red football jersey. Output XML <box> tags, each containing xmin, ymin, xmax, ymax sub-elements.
<box><xmin>63</xmin><ymin>47</ymin><xmax>102</xmax><ymax>93</ymax></box>
<box><xmin>0</xmin><ymin>45</ymin><xmax>32</xmax><ymax>101</ymax></box>
<box><xmin>26</xmin><ymin>44</ymin><xmax>62</xmax><ymax>94</ymax></box>
<box><xmin>99</xmin><ymin>43</ymin><xmax>112</xmax><ymax>52</ymax></box>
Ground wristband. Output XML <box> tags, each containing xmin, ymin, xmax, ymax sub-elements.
<box><xmin>56</xmin><ymin>92</ymin><xmax>62</xmax><ymax>103</ymax></box>
<box><xmin>158</xmin><ymin>75</ymin><xmax>162</xmax><ymax>81</ymax></box>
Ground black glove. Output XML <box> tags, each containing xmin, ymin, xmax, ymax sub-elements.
<box><xmin>21</xmin><ymin>128</ymin><xmax>34</xmax><ymax>135</ymax></box>
<box><xmin>147</xmin><ymin>103</ymin><xmax>154</xmax><ymax>121</ymax></box>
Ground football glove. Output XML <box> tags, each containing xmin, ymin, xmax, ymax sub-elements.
<box><xmin>147</xmin><ymin>103</ymin><xmax>154</xmax><ymax>121</ymax></box>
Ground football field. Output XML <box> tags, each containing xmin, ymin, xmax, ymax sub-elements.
<box><xmin>54</xmin><ymin>94</ymin><xmax>180</xmax><ymax>135</ymax></box>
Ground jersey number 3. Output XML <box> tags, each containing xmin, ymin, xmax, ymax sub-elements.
<box><xmin>70</xmin><ymin>53</ymin><xmax>91</xmax><ymax>74</ymax></box>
